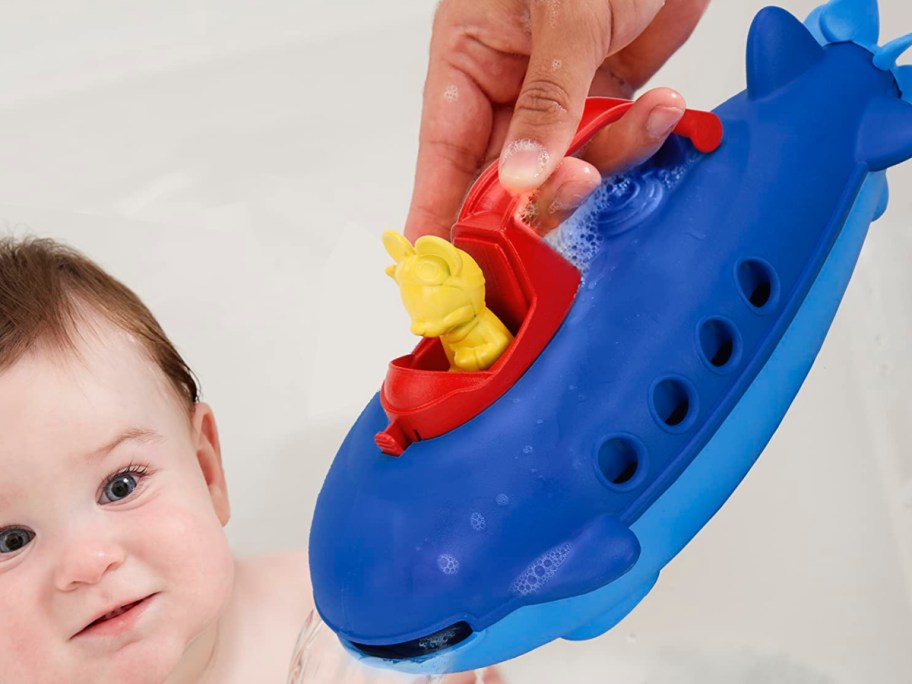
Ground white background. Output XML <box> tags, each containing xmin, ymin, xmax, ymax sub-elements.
<box><xmin>1</xmin><ymin>1</ymin><xmax>911</xmax><ymax>682</ymax></box>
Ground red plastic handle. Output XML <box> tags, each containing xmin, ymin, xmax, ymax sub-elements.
<box><xmin>458</xmin><ymin>96</ymin><xmax>723</xmax><ymax>229</ymax></box>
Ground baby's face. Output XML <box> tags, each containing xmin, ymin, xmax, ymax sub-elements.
<box><xmin>0</xmin><ymin>316</ymin><xmax>234</xmax><ymax>683</ymax></box>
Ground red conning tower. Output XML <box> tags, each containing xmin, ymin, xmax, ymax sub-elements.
<box><xmin>375</xmin><ymin>98</ymin><xmax>723</xmax><ymax>456</ymax></box>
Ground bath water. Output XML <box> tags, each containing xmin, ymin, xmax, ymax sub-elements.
<box><xmin>287</xmin><ymin>608</ymin><xmax>491</xmax><ymax>683</ymax></box>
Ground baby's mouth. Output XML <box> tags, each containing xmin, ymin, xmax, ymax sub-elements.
<box><xmin>87</xmin><ymin>600</ymin><xmax>144</xmax><ymax>628</ymax></box>
<box><xmin>74</xmin><ymin>593</ymin><xmax>157</xmax><ymax>637</ymax></box>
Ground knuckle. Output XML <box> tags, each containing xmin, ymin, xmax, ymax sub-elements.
<box><xmin>514</xmin><ymin>78</ymin><xmax>573</xmax><ymax>127</ymax></box>
<box><xmin>424</xmin><ymin>136</ymin><xmax>480</xmax><ymax>180</ymax></box>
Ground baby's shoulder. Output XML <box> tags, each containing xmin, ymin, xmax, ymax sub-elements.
<box><xmin>217</xmin><ymin>550</ymin><xmax>314</xmax><ymax>683</ymax></box>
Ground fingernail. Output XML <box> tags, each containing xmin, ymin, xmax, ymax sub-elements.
<box><xmin>500</xmin><ymin>139</ymin><xmax>551</xmax><ymax>191</ymax></box>
<box><xmin>645</xmin><ymin>106</ymin><xmax>685</xmax><ymax>139</ymax></box>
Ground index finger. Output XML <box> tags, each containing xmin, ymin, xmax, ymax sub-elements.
<box><xmin>403</xmin><ymin>40</ymin><xmax>494</xmax><ymax>242</ymax></box>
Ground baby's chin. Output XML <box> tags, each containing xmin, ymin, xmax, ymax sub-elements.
<box><xmin>81</xmin><ymin>619</ymin><xmax>218</xmax><ymax>684</ymax></box>
<box><xmin>66</xmin><ymin>583</ymin><xmax>230</xmax><ymax>684</ymax></box>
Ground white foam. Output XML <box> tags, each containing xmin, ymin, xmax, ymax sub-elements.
<box><xmin>545</xmin><ymin>147</ymin><xmax>701</xmax><ymax>273</ymax></box>
<box><xmin>511</xmin><ymin>542</ymin><xmax>572</xmax><ymax>596</ymax></box>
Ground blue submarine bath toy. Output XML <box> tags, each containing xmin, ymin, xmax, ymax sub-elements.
<box><xmin>309</xmin><ymin>0</ymin><xmax>912</xmax><ymax>674</ymax></box>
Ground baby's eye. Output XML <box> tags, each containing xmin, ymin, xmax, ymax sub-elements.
<box><xmin>99</xmin><ymin>463</ymin><xmax>150</xmax><ymax>504</ymax></box>
<box><xmin>0</xmin><ymin>528</ymin><xmax>33</xmax><ymax>555</ymax></box>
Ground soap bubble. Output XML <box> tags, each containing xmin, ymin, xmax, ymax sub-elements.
<box><xmin>511</xmin><ymin>542</ymin><xmax>572</xmax><ymax>596</ymax></box>
<box><xmin>545</xmin><ymin>145</ymin><xmax>702</xmax><ymax>273</ymax></box>
<box><xmin>437</xmin><ymin>554</ymin><xmax>460</xmax><ymax>575</ymax></box>
<box><xmin>544</xmin><ymin>213</ymin><xmax>601</xmax><ymax>272</ymax></box>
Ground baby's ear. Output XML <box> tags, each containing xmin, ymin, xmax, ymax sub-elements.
<box><xmin>191</xmin><ymin>402</ymin><xmax>231</xmax><ymax>526</ymax></box>
<box><xmin>415</xmin><ymin>236</ymin><xmax>462</xmax><ymax>276</ymax></box>
<box><xmin>382</xmin><ymin>230</ymin><xmax>415</xmax><ymax>264</ymax></box>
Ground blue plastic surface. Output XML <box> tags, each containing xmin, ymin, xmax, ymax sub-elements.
<box><xmin>309</xmin><ymin>0</ymin><xmax>912</xmax><ymax>673</ymax></box>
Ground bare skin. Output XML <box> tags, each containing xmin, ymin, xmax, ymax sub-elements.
<box><xmin>405</xmin><ymin>0</ymin><xmax>711</xmax><ymax>239</ymax></box>
<box><xmin>194</xmin><ymin>551</ymin><xmax>314</xmax><ymax>683</ymax></box>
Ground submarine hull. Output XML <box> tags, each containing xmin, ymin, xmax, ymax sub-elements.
<box><xmin>309</xmin><ymin>2</ymin><xmax>912</xmax><ymax>674</ymax></box>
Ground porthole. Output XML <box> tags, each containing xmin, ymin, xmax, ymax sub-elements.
<box><xmin>650</xmin><ymin>376</ymin><xmax>697</xmax><ymax>432</ymax></box>
<box><xmin>697</xmin><ymin>317</ymin><xmax>741</xmax><ymax>372</ymax></box>
<box><xmin>736</xmin><ymin>259</ymin><xmax>778</xmax><ymax>312</ymax></box>
<box><xmin>595</xmin><ymin>435</ymin><xmax>647</xmax><ymax>490</ymax></box>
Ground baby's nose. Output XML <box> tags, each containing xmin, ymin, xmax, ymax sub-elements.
<box><xmin>54</xmin><ymin>539</ymin><xmax>126</xmax><ymax>591</ymax></box>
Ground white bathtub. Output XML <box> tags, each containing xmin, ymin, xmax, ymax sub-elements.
<box><xmin>1</xmin><ymin>1</ymin><xmax>910</xmax><ymax>681</ymax></box>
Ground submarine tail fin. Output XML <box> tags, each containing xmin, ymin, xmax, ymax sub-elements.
<box><xmin>873</xmin><ymin>33</ymin><xmax>912</xmax><ymax>70</ymax></box>
<box><xmin>562</xmin><ymin>572</ymin><xmax>659</xmax><ymax>641</ymax></box>
<box><xmin>857</xmin><ymin>96</ymin><xmax>912</xmax><ymax>170</ymax></box>
<box><xmin>804</xmin><ymin>0</ymin><xmax>879</xmax><ymax>46</ymax></box>
<box><xmin>747</xmin><ymin>7</ymin><xmax>824</xmax><ymax>100</ymax></box>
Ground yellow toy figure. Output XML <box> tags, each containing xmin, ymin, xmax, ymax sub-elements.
<box><xmin>382</xmin><ymin>230</ymin><xmax>513</xmax><ymax>372</ymax></box>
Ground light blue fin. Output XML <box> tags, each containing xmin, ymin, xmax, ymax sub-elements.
<box><xmin>857</xmin><ymin>96</ymin><xmax>912</xmax><ymax>170</ymax></box>
<box><xmin>872</xmin><ymin>179</ymin><xmax>889</xmax><ymax>221</ymax></box>
<box><xmin>818</xmin><ymin>0</ymin><xmax>879</xmax><ymax>46</ymax></box>
<box><xmin>748</xmin><ymin>7</ymin><xmax>825</xmax><ymax>99</ymax></box>
<box><xmin>804</xmin><ymin>6</ymin><xmax>828</xmax><ymax>45</ymax></box>
<box><xmin>562</xmin><ymin>573</ymin><xmax>659</xmax><ymax>641</ymax></box>
<box><xmin>898</xmin><ymin>65</ymin><xmax>912</xmax><ymax>103</ymax></box>
<box><xmin>873</xmin><ymin>33</ymin><xmax>912</xmax><ymax>70</ymax></box>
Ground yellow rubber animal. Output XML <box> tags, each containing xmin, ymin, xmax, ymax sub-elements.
<box><xmin>382</xmin><ymin>230</ymin><xmax>513</xmax><ymax>372</ymax></box>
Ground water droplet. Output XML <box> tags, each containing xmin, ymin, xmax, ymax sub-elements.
<box><xmin>470</xmin><ymin>512</ymin><xmax>487</xmax><ymax>531</ymax></box>
<box><xmin>496</xmin><ymin>493</ymin><xmax>510</xmax><ymax>506</ymax></box>
<box><xmin>523</xmin><ymin>444</ymin><xmax>534</xmax><ymax>454</ymax></box>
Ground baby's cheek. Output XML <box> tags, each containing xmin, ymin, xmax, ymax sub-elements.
<box><xmin>0</xmin><ymin>596</ymin><xmax>63</xmax><ymax>681</ymax></box>
<box><xmin>140</xmin><ymin>494</ymin><xmax>236</xmax><ymax>623</ymax></box>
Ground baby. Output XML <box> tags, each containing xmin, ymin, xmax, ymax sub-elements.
<box><xmin>0</xmin><ymin>235</ymin><xmax>505</xmax><ymax>684</ymax></box>
<box><xmin>0</xmin><ymin>235</ymin><xmax>315</xmax><ymax>683</ymax></box>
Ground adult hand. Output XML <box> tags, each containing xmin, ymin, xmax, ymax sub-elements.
<box><xmin>404</xmin><ymin>0</ymin><xmax>710</xmax><ymax>240</ymax></box>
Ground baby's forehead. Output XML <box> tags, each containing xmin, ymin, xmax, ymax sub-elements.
<box><xmin>0</xmin><ymin>317</ymin><xmax>182</xmax><ymax>460</ymax></box>
<box><xmin>34</xmin><ymin>310</ymin><xmax>165</xmax><ymax>380</ymax></box>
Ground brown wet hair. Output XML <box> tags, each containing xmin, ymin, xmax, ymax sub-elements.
<box><xmin>0</xmin><ymin>234</ymin><xmax>199</xmax><ymax>413</ymax></box>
